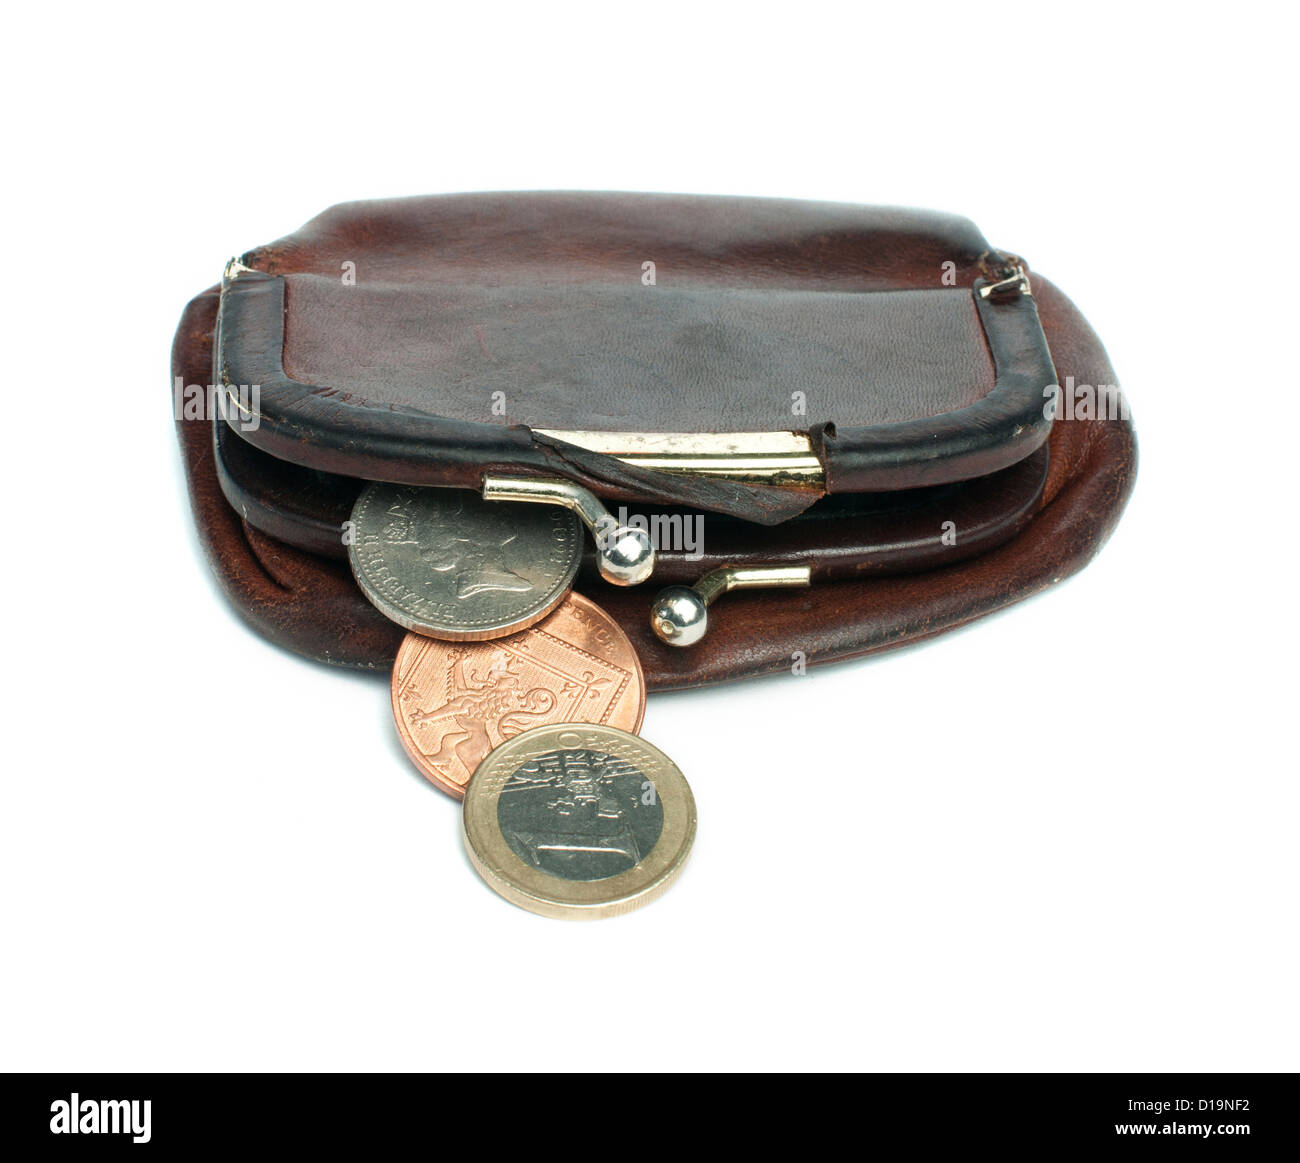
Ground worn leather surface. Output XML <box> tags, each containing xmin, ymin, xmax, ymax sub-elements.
<box><xmin>278</xmin><ymin>281</ymin><xmax>995</xmax><ymax>431</ymax></box>
<box><xmin>248</xmin><ymin>192</ymin><xmax>992</xmax><ymax>291</ymax></box>
<box><xmin>176</xmin><ymin>287</ymin><xmax>407</xmax><ymax>669</ymax></box>
<box><xmin>175</xmin><ymin>261</ymin><xmax>1136</xmax><ymax>688</ymax></box>
<box><xmin>216</xmin><ymin>194</ymin><xmax>1051</xmax><ymax>522</ymax></box>
<box><xmin>217</xmin><ymin>270</ymin><xmax>819</xmax><ymax>525</ymax></box>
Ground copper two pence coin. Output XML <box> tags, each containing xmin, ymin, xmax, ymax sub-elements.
<box><xmin>391</xmin><ymin>593</ymin><xmax>646</xmax><ymax>798</ymax></box>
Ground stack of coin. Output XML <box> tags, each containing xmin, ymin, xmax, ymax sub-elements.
<box><xmin>348</xmin><ymin>482</ymin><xmax>695</xmax><ymax>917</ymax></box>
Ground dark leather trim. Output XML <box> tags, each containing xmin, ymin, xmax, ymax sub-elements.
<box><xmin>817</xmin><ymin>279</ymin><xmax>1057</xmax><ymax>491</ymax></box>
<box><xmin>214</xmin><ymin>272</ymin><xmax>817</xmax><ymax>526</ymax></box>
<box><xmin>217</xmin><ymin>270</ymin><xmax>1053</xmax><ymax>518</ymax></box>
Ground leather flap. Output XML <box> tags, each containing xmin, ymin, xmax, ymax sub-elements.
<box><xmin>215</xmin><ymin>193</ymin><xmax>1056</xmax><ymax>522</ymax></box>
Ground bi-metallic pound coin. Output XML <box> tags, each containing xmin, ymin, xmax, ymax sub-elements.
<box><xmin>462</xmin><ymin>724</ymin><xmax>696</xmax><ymax>919</ymax></box>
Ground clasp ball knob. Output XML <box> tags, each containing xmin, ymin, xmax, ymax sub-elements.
<box><xmin>648</xmin><ymin>565</ymin><xmax>812</xmax><ymax>647</ymax></box>
<box><xmin>650</xmin><ymin>586</ymin><xmax>709</xmax><ymax>646</ymax></box>
<box><xmin>482</xmin><ymin>476</ymin><xmax>657</xmax><ymax>588</ymax></box>
<box><xmin>595</xmin><ymin>519</ymin><xmax>656</xmax><ymax>587</ymax></box>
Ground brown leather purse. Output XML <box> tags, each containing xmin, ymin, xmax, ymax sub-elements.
<box><xmin>173</xmin><ymin>192</ymin><xmax>1136</xmax><ymax>689</ymax></box>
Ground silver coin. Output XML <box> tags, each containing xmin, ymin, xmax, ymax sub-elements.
<box><xmin>463</xmin><ymin>724</ymin><xmax>696</xmax><ymax>919</ymax></box>
<box><xmin>347</xmin><ymin>483</ymin><xmax>582</xmax><ymax>640</ymax></box>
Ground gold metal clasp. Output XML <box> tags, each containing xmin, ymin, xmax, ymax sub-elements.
<box><xmin>222</xmin><ymin>257</ymin><xmax>258</xmax><ymax>282</ymax></box>
<box><xmin>977</xmin><ymin>263</ymin><xmax>1032</xmax><ymax>300</ymax></box>
<box><xmin>534</xmin><ymin>430</ymin><xmax>825</xmax><ymax>489</ymax></box>
<box><xmin>482</xmin><ymin>475</ymin><xmax>656</xmax><ymax>585</ymax></box>
<box><xmin>649</xmin><ymin>565</ymin><xmax>812</xmax><ymax>646</ymax></box>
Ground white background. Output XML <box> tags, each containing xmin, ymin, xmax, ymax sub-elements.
<box><xmin>2</xmin><ymin>2</ymin><xmax>1295</xmax><ymax>1073</ymax></box>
